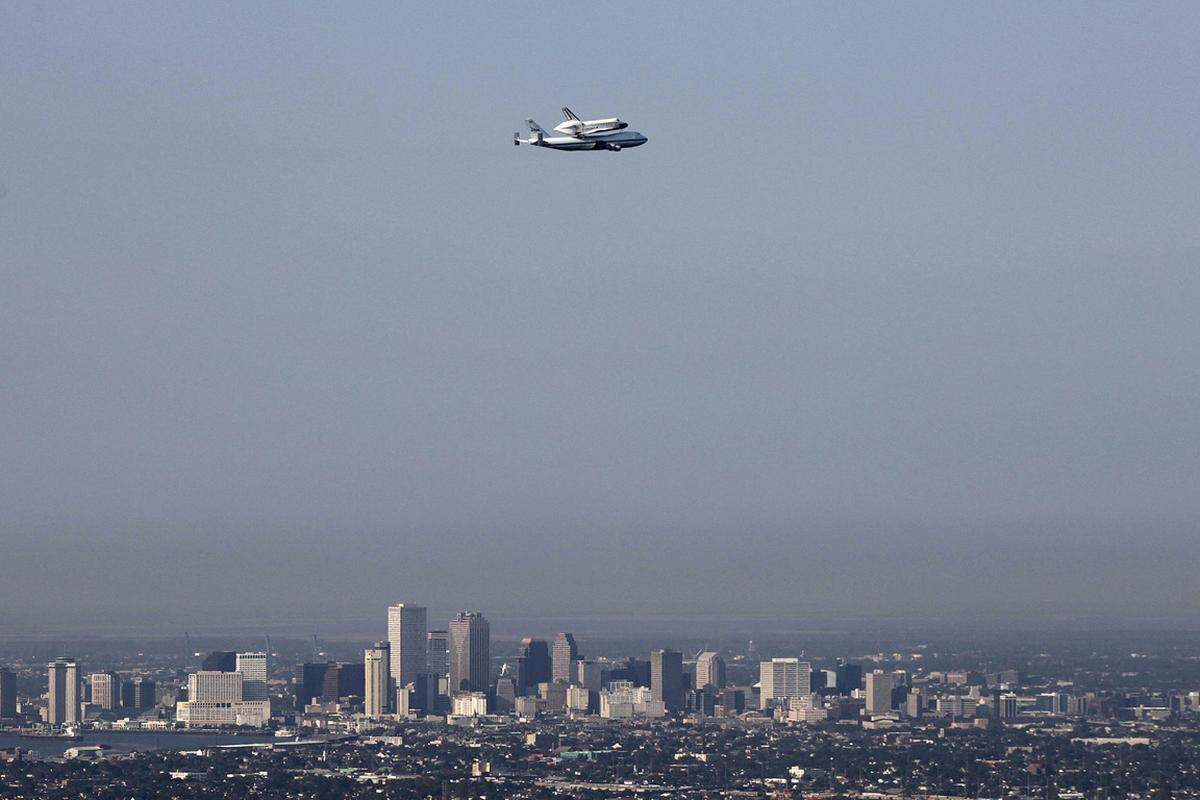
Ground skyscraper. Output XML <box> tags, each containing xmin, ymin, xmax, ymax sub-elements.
<box><xmin>865</xmin><ymin>670</ymin><xmax>894</xmax><ymax>715</ymax></box>
<box><xmin>575</xmin><ymin>659</ymin><xmax>603</xmax><ymax>692</ymax></box>
<box><xmin>132</xmin><ymin>676</ymin><xmax>156</xmax><ymax>711</ymax></box>
<box><xmin>364</xmin><ymin>641</ymin><xmax>390</xmax><ymax>717</ymax></box>
<box><xmin>89</xmin><ymin>672</ymin><xmax>119</xmax><ymax>710</ymax></box>
<box><xmin>294</xmin><ymin>662</ymin><xmax>331</xmax><ymax>708</ymax></box>
<box><xmin>188</xmin><ymin>671</ymin><xmax>243</xmax><ymax>702</ymax></box>
<box><xmin>0</xmin><ymin>668</ymin><xmax>16</xmax><ymax>719</ymax></box>
<box><xmin>650</xmin><ymin>649</ymin><xmax>684</xmax><ymax>712</ymax></box>
<box><xmin>322</xmin><ymin>662</ymin><xmax>365</xmax><ymax>700</ymax></box>
<box><xmin>448</xmin><ymin>611</ymin><xmax>490</xmax><ymax>694</ymax></box>
<box><xmin>517</xmin><ymin>638</ymin><xmax>551</xmax><ymax>695</ymax></box>
<box><xmin>719</xmin><ymin>687</ymin><xmax>746</xmax><ymax>715</ymax></box>
<box><xmin>610</xmin><ymin>657</ymin><xmax>651</xmax><ymax>687</ymax></box>
<box><xmin>387</xmin><ymin>604</ymin><xmax>428</xmax><ymax>691</ymax></box>
<box><xmin>905</xmin><ymin>686</ymin><xmax>924</xmax><ymax>717</ymax></box>
<box><xmin>759</xmin><ymin>658</ymin><xmax>811</xmax><ymax>711</ymax></box>
<box><xmin>201</xmin><ymin>651</ymin><xmax>238</xmax><ymax>672</ymax></box>
<box><xmin>835</xmin><ymin>662</ymin><xmax>862</xmax><ymax>695</ymax></box>
<box><xmin>236</xmin><ymin>652</ymin><xmax>269</xmax><ymax>701</ymax></box>
<box><xmin>552</xmin><ymin>633</ymin><xmax>578</xmax><ymax>684</ymax></box>
<box><xmin>493</xmin><ymin>676</ymin><xmax>517</xmax><ymax>712</ymax></box>
<box><xmin>695</xmin><ymin>652</ymin><xmax>726</xmax><ymax>689</ymax></box>
<box><xmin>426</xmin><ymin>630</ymin><xmax>449</xmax><ymax>680</ymax></box>
<box><xmin>47</xmin><ymin>658</ymin><xmax>79</xmax><ymax>726</ymax></box>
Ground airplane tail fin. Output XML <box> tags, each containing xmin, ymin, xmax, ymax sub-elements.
<box><xmin>561</xmin><ymin>107</ymin><xmax>580</xmax><ymax>122</ymax></box>
<box><xmin>525</xmin><ymin>119</ymin><xmax>545</xmax><ymax>143</ymax></box>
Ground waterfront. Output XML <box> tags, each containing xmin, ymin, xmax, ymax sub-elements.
<box><xmin>0</xmin><ymin>730</ymin><xmax>277</xmax><ymax>758</ymax></box>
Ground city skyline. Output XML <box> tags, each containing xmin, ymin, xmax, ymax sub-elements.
<box><xmin>1</xmin><ymin>1</ymin><xmax>1197</xmax><ymax>795</ymax></box>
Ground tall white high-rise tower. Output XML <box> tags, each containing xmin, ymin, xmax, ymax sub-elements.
<box><xmin>387</xmin><ymin>604</ymin><xmax>428</xmax><ymax>691</ymax></box>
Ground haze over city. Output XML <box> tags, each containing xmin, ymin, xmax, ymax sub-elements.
<box><xmin>2</xmin><ymin>2</ymin><xmax>1199</xmax><ymax>636</ymax></box>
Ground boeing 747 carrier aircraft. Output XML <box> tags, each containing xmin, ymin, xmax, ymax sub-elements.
<box><xmin>515</xmin><ymin>107</ymin><xmax>648</xmax><ymax>152</ymax></box>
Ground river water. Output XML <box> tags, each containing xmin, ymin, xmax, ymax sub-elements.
<box><xmin>0</xmin><ymin>730</ymin><xmax>277</xmax><ymax>758</ymax></box>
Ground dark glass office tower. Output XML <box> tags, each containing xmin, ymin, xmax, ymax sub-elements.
<box><xmin>517</xmin><ymin>638</ymin><xmax>551</xmax><ymax>695</ymax></box>
<box><xmin>651</xmin><ymin>649</ymin><xmax>684</xmax><ymax>712</ymax></box>
<box><xmin>836</xmin><ymin>662</ymin><xmax>863</xmax><ymax>695</ymax></box>
<box><xmin>201</xmin><ymin>651</ymin><xmax>237</xmax><ymax>672</ymax></box>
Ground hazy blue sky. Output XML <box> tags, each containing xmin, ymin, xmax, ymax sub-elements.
<box><xmin>2</xmin><ymin>2</ymin><xmax>1198</xmax><ymax>634</ymax></box>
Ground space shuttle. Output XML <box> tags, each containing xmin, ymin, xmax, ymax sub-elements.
<box><xmin>552</xmin><ymin>107</ymin><xmax>629</xmax><ymax>136</ymax></box>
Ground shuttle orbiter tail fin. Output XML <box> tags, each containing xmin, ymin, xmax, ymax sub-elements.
<box><xmin>561</xmin><ymin>107</ymin><xmax>580</xmax><ymax>122</ymax></box>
